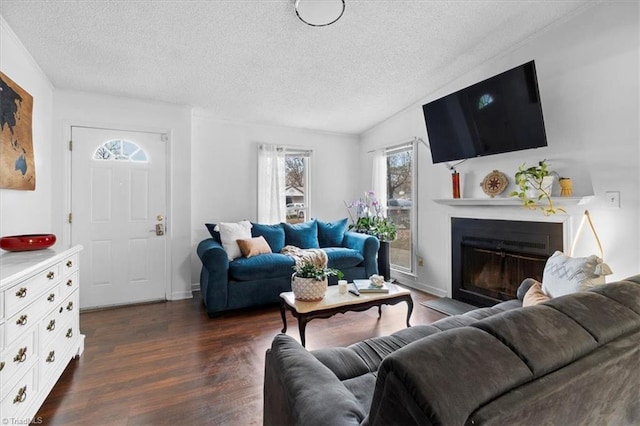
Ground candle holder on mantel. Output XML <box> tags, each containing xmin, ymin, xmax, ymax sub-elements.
<box><xmin>451</xmin><ymin>171</ymin><xmax>461</xmax><ymax>199</ymax></box>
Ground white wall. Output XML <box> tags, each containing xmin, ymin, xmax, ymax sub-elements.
<box><xmin>360</xmin><ymin>2</ymin><xmax>640</xmax><ymax>296</ymax></box>
<box><xmin>0</xmin><ymin>17</ymin><xmax>54</xmax><ymax>237</ymax></box>
<box><xmin>190</xmin><ymin>112</ymin><xmax>360</xmax><ymax>285</ymax></box>
<box><xmin>52</xmin><ymin>90</ymin><xmax>193</xmax><ymax>300</ymax></box>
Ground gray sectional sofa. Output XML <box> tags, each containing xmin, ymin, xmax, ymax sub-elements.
<box><xmin>264</xmin><ymin>276</ymin><xmax>640</xmax><ymax>425</ymax></box>
<box><xmin>197</xmin><ymin>219</ymin><xmax>379</xmax><ymax>317</ymax></box>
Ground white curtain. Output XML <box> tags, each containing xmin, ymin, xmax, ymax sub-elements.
<box><xmin>258</xmin><ymin>144</ymin><xmax>286</xmax><ymax>224</ymax></box>
<box><xmin>371</xmin><ymin>149</ymin><xmax>387</xmax><ymax>216</ymax></box>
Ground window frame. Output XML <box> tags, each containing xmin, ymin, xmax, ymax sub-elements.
<box><xmin>385</xmin><ymin>142</ymin><xmax>417</xmax><ymax>275</ymax></box>
<box><xmin>284</xmin><ymin>148</ymin><xmax>312</xmax><ymax>223</ymax></box>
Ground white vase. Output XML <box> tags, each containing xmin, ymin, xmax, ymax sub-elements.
<box><xmin>526</xmin><ymin>175</ymin><xmax>555</xmax><ymax>199</ymax></box>
<box><xmin>291</xmin><ymin>276</ymin><xmax>327</xmax><ymax>301</ymax></box>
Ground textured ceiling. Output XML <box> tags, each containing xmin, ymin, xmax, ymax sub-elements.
<box><xmin>0</xmin><ymin>1</ymin><xmax>593</xmax><ymax>135</ymax></box>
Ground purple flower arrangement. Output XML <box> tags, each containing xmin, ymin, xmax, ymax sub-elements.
<box><xmin>345</xmin><ymin>191</ymin><xmax>397</xmax><ymax>242</ymax></box>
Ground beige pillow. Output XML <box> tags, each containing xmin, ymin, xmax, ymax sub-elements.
<box><xmin>523</xmin><ymin>281</ymin><xmax>551</xmax><ymax>307</ymax></box>
<box><xmin>237</xmin><ymin>236</ymin><xmax>272</xmax><ymax>258</ymax></box>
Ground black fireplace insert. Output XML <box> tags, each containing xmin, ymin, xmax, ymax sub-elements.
<box><xmin>451</xmin><ymin>218</ymin><xmax>563</xmax><ymax>307</ymax></box>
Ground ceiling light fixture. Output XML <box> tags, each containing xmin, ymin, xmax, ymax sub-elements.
<box><xmin>295</xmin><ymin>0</ymin><xmax>345</xmax><ymax>27</ymax></box>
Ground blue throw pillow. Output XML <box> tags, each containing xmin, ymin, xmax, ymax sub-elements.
<box><xmin>251</xmin><ymin>222</ymin><xmax>285</xmax><ymax>253</ymax></box>
<box><xmin>204</xmin><ymin>223</ymin><xmax>221</xmax><ymax>243</ymax></box>
<box><xmin>282</xmin><ymin>219</ymin><xmax>319</xmax><ymax>249</ymax></box>
<box><xmin>317</xmin><ymin>218</ymin><xmax>348</xmax><ymax>247</ymax></box>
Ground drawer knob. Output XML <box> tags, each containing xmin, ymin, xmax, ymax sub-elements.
<box><xmin>48</xmin><ymin>293</ymin><xmax>56</xmax><ymax>302</ymax></box>
<box><xmin>13</xmin><ymin>386</ymin><xmax>27</xmax><ymax>404</ymax></box>
<box><xmin>47</xmin><ymin>271</ymin><xmax>55</xmax><ymax>280</ymax></box>
<box><xmin>0</xmin><ymin>361</ymin><xmax>5</xmax><ymax>371</ymax></box>
<box><xmin>66</xmin><ymin>328</ymin><xmax>73</xmax><ymax>338</ymax></box>
<box><xmin>15</xmin><ymin>287</ymin><xmax>27</xmax><ymax>298</ymax></box>
<box><xmin>67</xmin><ymin>279</ymin><xmax>73</xmax><ymax>287</ymax></box>
<box><xmin>66</xmin><ymin>301</ymin><xmax>74</xmax><ymax>311</ymax></box>
<box><xmin>47</xmin><ymin>319</ymin><xmax>56</xmax><ymax>331</ymax></box>
<box><xmin>46</xmin><ymin>351</ymin><xmax>56</xmax><ymax>363</ymax></box>
<box><xmin>16</xmin><ymin>314</ymin><xmax>28</xmax><ymax>326</ymax></box>
<box><xmin>13</xmin><ymin>347</ymin><xmax>27</xmax><ymax>363</ymax></box>
<box><xmin>66</xmin><ymin>260</ymin><xmax>73</xmax><ymax>268</ymax></box>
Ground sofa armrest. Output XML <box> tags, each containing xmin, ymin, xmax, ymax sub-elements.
<box><xmin>264</xmin><ymin>334</ymin><xmax>365</xmax><ymax>426</ymax></box>
<box><xmin>196</xmin><ymin>238</ymin><xmax>230</xmax><ymax>315</ymax></box>
<box><xmin>343</xmin><ymin>231</ymin><xmax>380</xmax><ymax>276</ymax></box>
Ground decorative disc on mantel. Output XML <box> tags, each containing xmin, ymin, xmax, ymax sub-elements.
<box><xmin>480</xmin><ymin>170</ymin><xmax>508</xmax><ymax>198</ymax></box>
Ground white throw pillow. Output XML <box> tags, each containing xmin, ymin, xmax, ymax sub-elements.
<box><xmin>214</xmin><ymin>221</ymin><xmax>252</xmax><ymax>260</ymax></box>
<box><xmin>542</xmin><ymin>251</ymin><xmax>606</xmax><ymax>298</ymax></box>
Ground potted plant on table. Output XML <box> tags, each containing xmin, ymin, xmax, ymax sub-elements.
<box><xmin>346</xmin><ymin>191</ymin><xmax>397</xmax><ymax>280</ymax></box>
<box><xmin>291</xmin><ymin>261</ymin><xmax>343</xmax><ymax>302</ymax></box>
<box><xmin>509</xmin><ymin>160</ymin><xmax>565</xmax><ymax>216</ymax></box>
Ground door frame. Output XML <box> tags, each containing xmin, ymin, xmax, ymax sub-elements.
<box><xmin>63</xmin><ymin>121</ymin><xmax>173</xmax><ymax>305</ymax></box>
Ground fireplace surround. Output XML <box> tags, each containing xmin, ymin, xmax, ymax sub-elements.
<box><xmin>451</xmin><ymin>218</ymin><xmax>563</xmax><ymax>307</ymax></box>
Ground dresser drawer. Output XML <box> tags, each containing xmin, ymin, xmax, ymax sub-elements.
<box><xmin>59</xmin><ymin>271</ymin><xmax>79</xmax><ymax>301</ymax></box>
<box><xmin>0</xmin><ymin>367</ymin><xmax>35</xmax><ymax>420</ymax></box>
<box><xmin>5</xmin><ymin>264</ymin><xmax>61</xmax><ymax>318</ymax></box>
<box><xmin>5</xmin><ymin>297</ymin><xmax>46</xmax><ymax>347</ymax></box>
<box><xmin>0</xmin><ymin>329</ymin><xmax>36</xmax><ymax>399</ymax></box>
<box><xmin>61</xmin><ymin>253</ymin><xmax>79</xmax><ymax>277</ymax></box>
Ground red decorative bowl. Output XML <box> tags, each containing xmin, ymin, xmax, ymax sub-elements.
<box><xmin>0</xmin><ymin>234</ymin><xmax>57</xmax><ymax>252</ymax></box>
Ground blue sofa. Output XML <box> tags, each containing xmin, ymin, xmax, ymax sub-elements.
<box><xmin>196</xmin><ymin>219</ymin><xmax>380</xmax><ymax>317</ymax></box>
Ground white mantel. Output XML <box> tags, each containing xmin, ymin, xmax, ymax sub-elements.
<box><xmin>433</xmin><ymin>195</ymin><xmax>593</xmax><ymax>207</ymax></box>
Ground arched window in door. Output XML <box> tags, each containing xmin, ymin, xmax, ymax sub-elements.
<box><xmin>93</xmin><ymin>139</ymin><xmax>148</xmax><ymax>162</ymax></box>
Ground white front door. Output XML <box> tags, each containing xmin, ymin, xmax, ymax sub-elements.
<box><xmin>71</xmin><ymin>126</ymin><xmax>168</xmax><ymax>309</ymax></box>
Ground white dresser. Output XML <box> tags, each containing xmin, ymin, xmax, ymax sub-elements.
<box><xmin>0</xmin><ymin>245</ymin><xmax>84</xmax><ymax>423</ymax></box>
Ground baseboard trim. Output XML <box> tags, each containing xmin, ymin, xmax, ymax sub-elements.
<box><xmin>170</xmin><ymin>290</ymin><xmax>194</xmax><ymax>301</ymax></box>
<box><xmin>395</xmin><ymin>280</ymin><xmax>447</xmax><ymax>298</ymax></box>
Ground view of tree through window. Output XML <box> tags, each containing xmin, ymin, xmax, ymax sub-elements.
<box><xmin>93</xmin><ymin>139</ymin><xmax>148</xmax><ymax>162</ymax></box>
<box><xmin>285</xmin><ymin>153</ymin><xmax>308</xmax><ymax>224</ymax></box>
<box><xmin>386</xmin><ymin>147</ymin><xmax>413</xmax><ymax>272</ymax></box>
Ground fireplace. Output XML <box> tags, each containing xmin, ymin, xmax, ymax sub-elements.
<box><xmin>451</xmin><ymin>218</ymin><xmax>563</xmax><ymax>307</ymax></box>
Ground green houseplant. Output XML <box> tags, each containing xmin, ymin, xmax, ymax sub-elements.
<box><xmin>291</xmin><ymin>260</ymin><xmax>343</xmax><ymax>301</ymax></box>
<box><xmin>346</xmin><ymin>191</ymin><xmax>398</xmax><ymax>281</ymax></box>
<box><xmin>509</xmin><ymin>160</ymin><xmax>565</xmax><ymax>216</ymax></box>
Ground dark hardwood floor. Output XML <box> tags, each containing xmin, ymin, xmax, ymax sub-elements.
<box><xmin>36</xmin><ymin>286</ymin><xmax>446</xmax><ymax>425</ymax></box>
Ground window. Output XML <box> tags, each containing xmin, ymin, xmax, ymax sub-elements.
<box><xmin>386</xmin><ymin>144</ymin><xmax>415</xmax><ymax>273</ymax></box>
<box><xmin>257</xmin><ymin>144</ymin><xmax>311</xmax><ymax>224</ymax></box>
<box><xmin>93</xmin><ymin>139</ymin><xmax>148</xmax><ymax>162</ymax></box>
<box><xmin>285</xmin><ymin>150</ymin><xmax>310</xmax><ymax>224</ymax></box>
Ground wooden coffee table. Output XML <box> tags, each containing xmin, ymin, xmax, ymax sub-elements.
<box><xmin>279</xmin><ymin>283</ymin><xmax>413</xmax><ymax>347</ymax></box>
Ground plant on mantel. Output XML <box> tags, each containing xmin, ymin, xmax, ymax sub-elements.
<box><xmin>508</xmin><ymin>160</ymin><xmax>566</xmax><ymax>216</ymax></box>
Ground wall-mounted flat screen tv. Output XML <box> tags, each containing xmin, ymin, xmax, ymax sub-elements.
<box><xmin>422</xmin><ymin>60</ymin><xmax>548</xmax><ymax>164</ymax></box>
